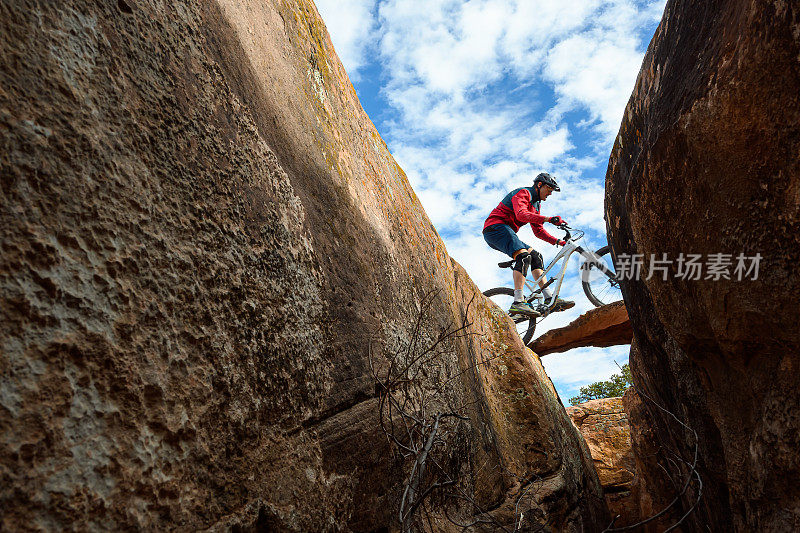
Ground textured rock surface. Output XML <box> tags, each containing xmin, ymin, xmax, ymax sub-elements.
<box><xmin>0</xmin><ymin>0</ymin><xmax>607</xmax><ymax>530</ymax></box>
<box><xmin>451</xmin><ymin>262</ymin><xmax>609</xmax><ymax>530</ymax></box>
<box><xmin>621</xmin><ymin>387</ymin><xmax>678</xmax><ymax>532</ymax></box>
<box><xmin>605</xmin><ymin>0</ymin><xmax>800</xmax><ymax>529</ymax></box>
<box><xmin>567</xmin><ymin>396</ymin><xmax>637</xmax><ymax>527</ymax></box>
<box><xmin>530</xmin><ymin>301</ymin><xmax>631</xmax><ymax>356</ymax></box>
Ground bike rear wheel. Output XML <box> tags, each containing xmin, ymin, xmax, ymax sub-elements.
<box><xmin>581</xmin><ymin>245</ymin><xmax>622</xmax><ymax>307</ymax></box>
<box><xmin>482</xmin><ymin>287</ymin><xmax>537</xmax><ymax>345</ymax></box>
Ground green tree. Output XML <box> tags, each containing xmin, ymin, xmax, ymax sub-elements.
<box><xmin>568</xmin><ymin>364</ymin><xmax>632</xmax><ymax>405</ymax></box>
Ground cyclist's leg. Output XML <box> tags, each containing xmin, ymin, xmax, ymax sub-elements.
<box><xmin>511</xmin><ymin>247</ymin><xmax>531</xmax><ymax>291</ymax></box>
<box><xmin>483</xmin><ymin>226</ymin><xmax>540</xmax><ymax>317</ymax></box>
<box><xmin>526</xmin><ymin>249</ymin><xmax>546</xmax><ymax>288</ymax></box>
<box><xmin>484</xmin><ymin>225</ymin><xmax>532</xmax><ymax>291</ymax></box>
<box><xmin>532</xmin><ymin>247</ymin><xmax>574</xmax><ymax>311</ymax></box>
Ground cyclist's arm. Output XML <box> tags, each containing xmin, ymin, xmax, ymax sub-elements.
<box><xmin>511</xmin><ymin>190</ymin><xmax>559</xmax><ymax>244</ymax></box>
<box><xmin>531</xmin><ymin>223</ymin><xmax>559</xmax><ymax>245</ymax></box>
<box><xmin>511</xmin><ymin>189</ymin><xmax>547</xmax><ymax>225</ymax></box>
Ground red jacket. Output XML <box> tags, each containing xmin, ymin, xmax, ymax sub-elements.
<box><xmin>483</xmin><ymin>187</ymin><xmax>558</xmax><ymax>245</ymax></box>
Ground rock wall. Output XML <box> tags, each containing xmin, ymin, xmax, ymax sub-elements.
<box><xmin>605</xmin><ymin>0</ymin><xmax>800</xmax><ymax>529</ymax></box>
<box><xmin>621</xmin><ymin>387</ymin><xmax>679</xmax><ymax>532</ymax></box>
<box><xmin>567</xmin><ymin>397</ymin><xmax>637</xmax><ymax>527</ymax></box>
<box><xmin>450</xmin><ymin>262</ymin><xmax>609</xmax><ymax>530</ymax></box>
<box><xmin>0</xmin><ymin>0</ymin><xmax>607</xmax><ymax>530</ymax></box>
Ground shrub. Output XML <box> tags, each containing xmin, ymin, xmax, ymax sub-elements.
<box><xmin>568</xmin><ymin>364</ymin><xmax>631</xmax><ymax>405</ymax></box>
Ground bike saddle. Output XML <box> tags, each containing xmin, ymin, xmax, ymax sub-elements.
<box><xmin>498</xmin><ymin>252</ymin><xmax>531</xmax><ymax>269</ymax></box>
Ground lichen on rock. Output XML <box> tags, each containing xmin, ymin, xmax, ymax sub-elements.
<box><xmin>1</xmin><ymin>0</ymin><xmax>608</xmax><ymax>530</ymax></box>
<box><xmin>568</xmin><ymin>396</ymin><xmax>638</xmax><ymax>527</ymax></box>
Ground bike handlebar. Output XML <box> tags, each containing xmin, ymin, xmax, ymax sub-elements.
<box><xmin>558</xmin><ymin>224</ymin><xmax>584</xmax><ymax>242</ymax></box>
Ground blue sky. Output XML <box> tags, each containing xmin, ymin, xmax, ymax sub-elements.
<box><xmin>315</xmin><ymin>0</ymin><xmax>665</xmax><ymax>402</ymax></box>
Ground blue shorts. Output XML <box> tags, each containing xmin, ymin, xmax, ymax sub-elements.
<box><xmin>483</xmin><ymin>223</ymin><xmax>530</xmax><ymax>258</ymax></box>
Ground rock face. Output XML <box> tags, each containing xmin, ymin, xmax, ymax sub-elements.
<box><xmin>605</xmin><ymin>0</ymin><xmax>800</xmax><ymax>529</ymax></box>
<box><xmin>530</xmin><ymin>301</ymin><xmax>631</xmax><ymax>356</ymax></box>
<box><xmin>621</xmin><ymin>388</ymin><xmax>679</xmax><ymax>532</ymax></box>
<box><xmin>0</xmin><ymin>0</ymin><xmax>607</xmax><ymax>530</ymax></box>
<box><xmin>451</xmin><ymin>263</ymin><xmax>609</xmax><ymax>530</ymax></box>
<box><xmin>567</xmin><ymin>396</ymin><xmax>637</xmax><ymax>527</ymax></box>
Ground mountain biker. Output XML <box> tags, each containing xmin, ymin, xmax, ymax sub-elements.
<box><xmin>482</xmin><ymin>172</ymin><xmax>575</xmax><ymax>317</ymax></box>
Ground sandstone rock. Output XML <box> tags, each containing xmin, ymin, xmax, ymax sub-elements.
<box><xmin>605</xmin><ymin>0</ymin><xmax>800</xmax><ymax>529</ymax></box>
<box><xmin>621</xmin><ymin>387</ymin><xmax>678</xmax><ymax>532</ymax></box>
<box><xmin>0</xmin><ymin>0</ymin><xmax>607</xmax><ymax>530</ymax></box>
<box><xmin>450</xmin><ymin>262</ymin><xmax>609</xmax><ymax>530</ymax></box>
<box><xmin>567</xmin><ymin>396</ymin><xmax>637</xmax><ymax>527</ymax></box>
<box><xmin>530</xmin><ymin>300</ymin><xmax>631</xmax><ymax>355</ymax></box>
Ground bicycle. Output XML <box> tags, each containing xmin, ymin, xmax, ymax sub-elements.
<box><xmin>482</xmin><ymin>224</ymin><xmax>620</xmax><ymax>345</ymax></box>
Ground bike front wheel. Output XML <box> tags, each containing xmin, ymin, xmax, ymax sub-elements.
<box><xmin>581</xmin><ymin>245</ymin><xmax>622</xmax><ymax>307</ymax></box>
<box><xmin>482</xmin><ymin>287</ymin><xmax>537</xmax><ymax>345</ymax></box>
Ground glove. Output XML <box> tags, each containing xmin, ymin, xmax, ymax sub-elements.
<box><xmin>549</xmin><ymin>215</ymin><xmax>565</xmax><ymax>226</ymax></box>
<box><xmin>556</xmin><ymin>239</ymin><xmax>566</xmax><ymax>247</ymax></box>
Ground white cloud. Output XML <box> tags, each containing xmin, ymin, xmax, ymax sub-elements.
<box><xmin>543</xmin><ymin>345</ymin><xmax>630</xmax><ymax>386</ymax></box>
<box><xmin>524</xmin><ymin>126</ymin><xmax>573</xmax><ymax>167</ymax></box>
<box><xmin>315</xmin><ymin>0</ymin><xmax>663</xmax><ymax>396</ymax></box>
<box><xmin>365</xmin><ymin>0</ymin><xmax>666</xmax><ymax>246</ymax></box>
<box><xmin>484</xmin><ymin>160</ymin><xmax>526</xmax><ymax>184</ymax></box>
<box><xmin>448</xmin><ymin>232</ymin><xmax>508</xmax><ymax>290</ymax></box>
<box><xmin>543</xmin><ymin>32</ymin><xmax>645</xmax><ymax>139</ymax></box>
<box><xmin>542</xmin><ymin>344</ymin><xmax>630</xmax><ymax>401</ymax></box>
<box><xmin>415</xmin><ymin>187</ymin><xmax>460</xmax><ymax>229</ymax></box>
<box><xmin>315</xmin><ymin>0</ymin><xmax>377</xmax><ymax>79</ymax></box>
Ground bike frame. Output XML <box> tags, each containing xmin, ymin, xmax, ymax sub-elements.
<box><xmin>524</xmin><ymin>238</ymin><xmax>613</xmax><ymax>312</ymax></box>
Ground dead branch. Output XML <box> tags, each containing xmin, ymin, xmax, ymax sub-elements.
<box><xmin>371</xmin><ymin>289</ymin><xmax>553</xmax><ymax>532</ymax></box>
<box><xmin>601</xmin><ymin>363</ymin><xmax>703</xmax><ymax>532</ymax></box>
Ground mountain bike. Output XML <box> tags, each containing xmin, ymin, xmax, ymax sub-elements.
<box><xmin>482</xmin><ymin>224</ymin><xmax>620</xmax><ymax>344</ymax></box>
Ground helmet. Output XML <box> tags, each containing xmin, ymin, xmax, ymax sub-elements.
<box><xmin>534</xmin><ymin>172</ymin><xmax>560</xmax><ymax>191</ymax></box>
